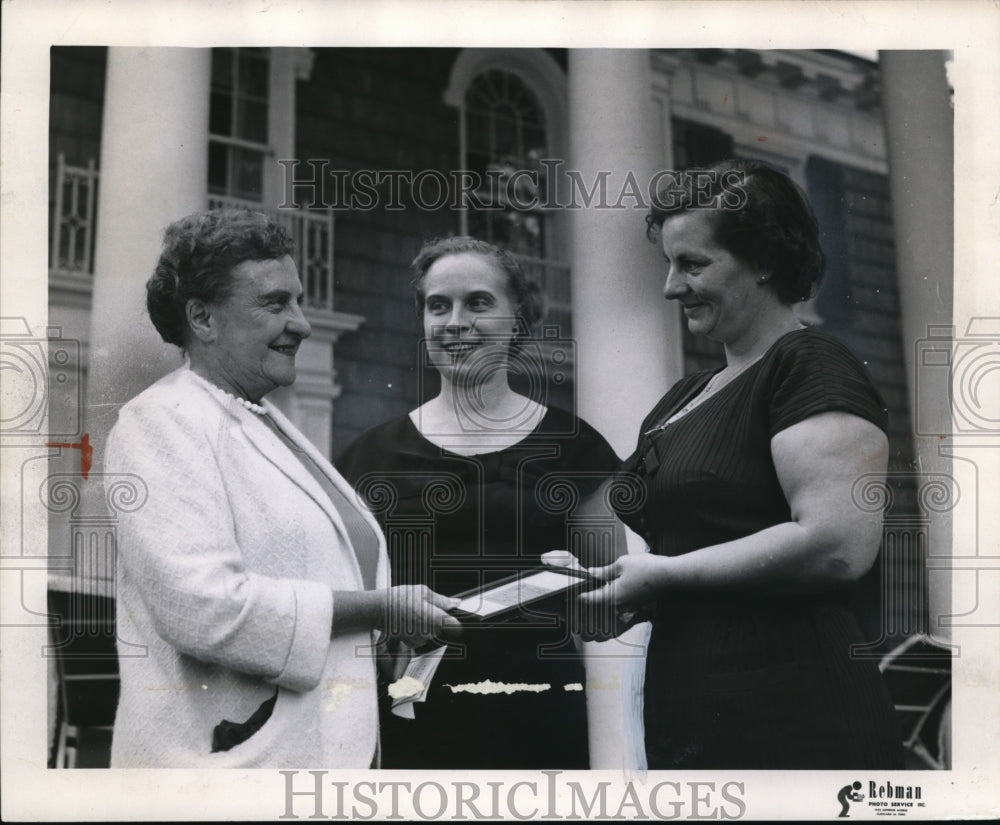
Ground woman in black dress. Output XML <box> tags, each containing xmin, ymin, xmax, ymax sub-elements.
<box><xmin>338</xmin><ymin>237</ymin><xmax>623</xmax><ymax>769</ymax></box>
<box><xmin>581</xmin><ymin>159</ymin><xmax>904</xmax><ymax>769</ymax></box>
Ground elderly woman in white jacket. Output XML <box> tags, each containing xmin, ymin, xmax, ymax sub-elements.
<box><xmin>105</xmin><ymin>209</ymin><xmax>459</xmax><ymax>767</ymax></box>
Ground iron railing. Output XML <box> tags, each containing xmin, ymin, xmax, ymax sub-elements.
<box><xmin>207</xmin><ymin>194</ymin><xmax>336</xmax><ymax>312</ymax></box>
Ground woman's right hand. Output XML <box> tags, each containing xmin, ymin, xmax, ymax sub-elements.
<box><xmin>331</xmin><ymin>587</ymin><xmax>462</xmax><ymax>648</ymax></box>
<box><xmin>383</xmin><ymin>585</ymin><xmax>463</xmax><ymax>649</ymax></box>
<box><xmin>579</xmin><ymin>554</ymin><xmax>669</xmax><ymax>615</ymax></box>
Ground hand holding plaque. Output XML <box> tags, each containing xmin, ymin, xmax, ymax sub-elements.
<box><xmin>448</xmin><ymin>564</ymin><xmax>599</xmax><ymax>624</ymax></box>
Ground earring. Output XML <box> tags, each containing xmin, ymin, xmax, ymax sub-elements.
<box><xmin>757</xmin><ymin>275</ymin><xmax>770</xmax><ymax>284</ymax></box>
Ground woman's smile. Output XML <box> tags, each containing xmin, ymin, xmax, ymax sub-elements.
<box><xmin>660</xmin><ymin>211</ymin><xmax>763</xmax><ymax>347</ymax></box>
<box><xmin>204</xmin><ymin>255</ymin><xmax>312</xmax><ymax>402</ymax></box>
<box><xmin>269</xmin><ymin>341</ymin><xmax>301</xmax><ymax>356</ymax></box>
<box><xmin>440</xmin><ymin>340</ymin><xmax>483</xmax><ymax>355</ymax></box>
<box><xmin>421</xmin><ymin>252</ymin><xmax>518</xmax><ymax>383</ymax></box>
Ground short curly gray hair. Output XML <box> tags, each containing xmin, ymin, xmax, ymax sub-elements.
<box><xmin>146</xmin><ymin>209</ymin><xmax>295</xmax><ymax>348</ymax></box>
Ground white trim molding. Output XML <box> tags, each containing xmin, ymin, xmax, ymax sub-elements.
<box><xmin>652</xmin><ymin>49</ymin><xmax>889</xmax><ymax>176</ymax></box>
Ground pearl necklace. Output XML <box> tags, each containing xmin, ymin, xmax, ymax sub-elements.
<box><xmin>233</xmin><ymin>396</ymin><xmax>267</xmax><ymax>415</ymax></box>
<box><xmin>210</xmin><ymin>384</ymin><xmax>267</xmax><ymax>415</ymax></box>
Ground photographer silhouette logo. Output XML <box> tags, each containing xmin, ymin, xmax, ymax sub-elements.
<box><xmin>837</xmin><ymin>781</ymin><xmax>864</xmax><ymax>818</ymax></box>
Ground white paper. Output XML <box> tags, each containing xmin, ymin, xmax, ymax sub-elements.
<box><xmin>388</xmin><ymin>645</ymin><xmax>448</xmax><ymax>719</ymax></box>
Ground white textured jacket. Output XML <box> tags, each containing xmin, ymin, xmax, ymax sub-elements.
<box><xmin>104</xmin><ymin>366</ymin><xmax>388</xmax><ymax>767</ymax></box>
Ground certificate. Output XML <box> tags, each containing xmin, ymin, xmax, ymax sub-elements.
<box><xmin>449</xmin><ymin>566</ymin><xmax>598</xmax><ymax>623</ymax></box>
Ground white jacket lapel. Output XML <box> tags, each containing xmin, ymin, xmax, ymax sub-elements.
<box><xmin>238</xmin><ymin>411</ymin><xmax>352</xmax><ymax>539</ymax></box>
<box><xmin>179</xmin><ymin>367</ymin><xmax>388</xmax><ymax>590</ymax></box>
<box><xmin>260</xmin><ymin>403</ymin><xmax>390</xmax><ymax>590</ymax></box>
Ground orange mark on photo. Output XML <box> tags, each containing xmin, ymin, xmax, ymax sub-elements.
<box><xmin>45</xmin><ymin>433</ymin><xmax>93</xmax><ymax>479</ymax></box>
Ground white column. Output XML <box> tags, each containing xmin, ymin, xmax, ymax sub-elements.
<box><xmin>62</xmin><ymin>49</ymin><xmax>210</xmax><ymax>595</ymax></box>
<box><xmin>88</xmin><ymin>48</ymin><xmax>211</xmax><ymax>417</ymax></box>
<box><xmin>879</xmin><ymin>51</ymin><xmax>954</xmax><ymax>643</ymax></box>
<box><xmin>568</xmin><ymin>49</ymin><xmax>683</xmax><ymax>772</ymax></box>
<box><xmin>568</xmin><ymin>50</ymin><xmax>683</xmax><ymax>458</ymax></box>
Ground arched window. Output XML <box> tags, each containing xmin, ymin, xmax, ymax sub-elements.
<box><xmin>445</xmin><ymin>50</ymin><xmax>570</xmax><ymax>334</ymax></box>
<box><xmin>464</xmin><ymin>69</ymin><xmax>549</xmax><ymax>259</ymax></box>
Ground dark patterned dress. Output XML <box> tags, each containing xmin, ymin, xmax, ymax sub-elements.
<box><xmin>615</xmin><ymin>327</ymin><xmax>904</xmax><ymax>769</ymax></box>
<box><xmin>338</xmin><ymin>406</ymin><xmax>619</xmax><ymax>769</ymax></box>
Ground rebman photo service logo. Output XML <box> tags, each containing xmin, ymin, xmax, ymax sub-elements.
<box><xmin>837</xmin><ymin>780</ymin><xmax>926</xmax><ymax>817</ymax></box>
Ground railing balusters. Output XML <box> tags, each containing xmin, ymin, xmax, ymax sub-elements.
<box><xmin>50</xmin><ymin>155</ymin><xmax>99</xmax><ymax>279</ymax></box>
<box><xmin>206</xmin><ymin>194</ymin><xmax>335</xmax><ymax>312</ymax></box>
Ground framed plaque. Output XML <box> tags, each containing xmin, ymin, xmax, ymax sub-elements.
<box><xmin>448</xmin><ymin>566</ymin><xmax>598</xmax><ymax>624</ymax></box>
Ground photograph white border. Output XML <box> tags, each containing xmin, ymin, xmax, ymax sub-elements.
<box><xmin>2</xmin><ymin>0</ymin><xmax>998</xmax><ymax>820</ymax></box>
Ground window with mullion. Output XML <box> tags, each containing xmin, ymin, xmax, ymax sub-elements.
<box><xmin>208</xmin><ymin>47</ymin><xmax>270</xmax><ymax>201</ymax></box>
<box><xmin>464</xmin><ymin>69</ymin><xmax>549</xmax><ymax>260</ymax></box>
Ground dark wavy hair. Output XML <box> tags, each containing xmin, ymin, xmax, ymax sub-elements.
<box><xmin>645</xmin><ymin>159</ymin><xmax>825</xmax><ymax>304</ymax></box>
<box><xmin>146</xmin><ymin>209</ymin><xmax>295</xmax><ymax>348</ymax></box>
<box><xmin>410</xmin><ymin>236</ymin><xmax>546</xmax><ymax>339</ymax></box>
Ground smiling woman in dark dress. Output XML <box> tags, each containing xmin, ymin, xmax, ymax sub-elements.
<box><xmin>338</xmin><ymin>237</ymin><xmax>623</xmax><ymax>769</ymax></box>
<box><xmin>581</xmin><ymin>160</ymin><xmax>904</xmax><ymax>769</ymax></box>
